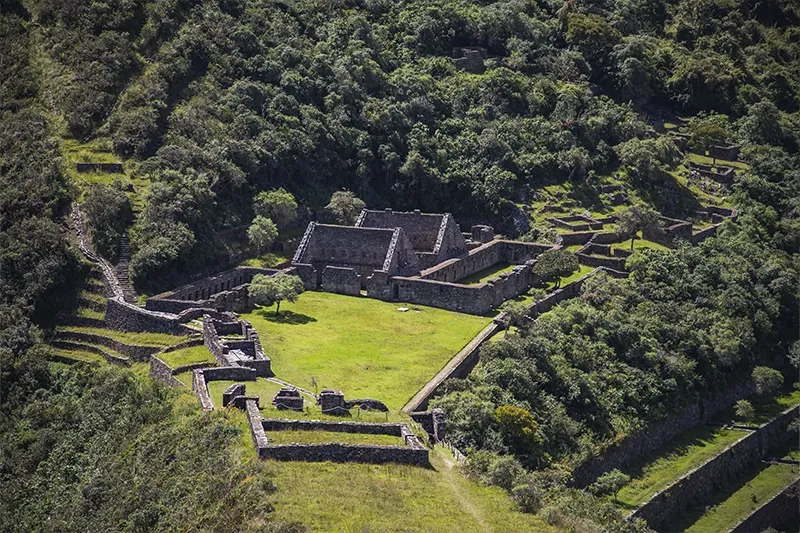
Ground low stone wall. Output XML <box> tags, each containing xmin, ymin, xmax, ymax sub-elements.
<box><xmin>729</xmin><ymin>478</ymin><xmax>799</xmax><ymax>533</ymax></box>
<box><xmin>394</xmin><ymin>266</ymin><xmax>531</xmax><ymax>315</ymax></box>
<box><xmin>258</xmin><ymin>442</ymin><xmax>430</xmax><ymax>467</ymax></box>
<box><xmin>150</xmin><ymin>355</ymin><xmax>183</xmax><ymax>387</ymax></box>
<box><xmin>51</xmin><ymin>340</ymin><xmax>131</xmax><ymax>366</ymax></box>
<box><xmin>56</xmin><ymin>330</ymin><xmax>160</xmax><ymax>362</ymax></box>
<box><xmin>321</xmin><ymin>266</ymin><xmax>361</xmax><ymax>296</ymax></box>
<box><xmin>691</xmin><ymin>224</ymin><xmax>721</xmax><ymax>245</ymax></box>
<box><xmin>75</xmin><ymin>162</ymin><xmax>124</xmax><ymax>173</ymax></box>
<box><xmin>572</xmin><ymin>380</ymin><xmax>755</xmax><ymax>488</ymax></box>
<box><xmin>261</xmin><ymin>419</ymin><xmax>405</xmax><ymax>436</ymax></box>
<box><xmin>192</xmin><ymin>370</ymin><xmax>215</xmax><ymax>411</ymax></box>
<box><xmin>629</xmin><ymin>404</ymin><xmax>799</xmax><ymax>531</ymax></box>
<box><xmin>576</xmin><ymin>253</ymin><xmax>628</xmax><ymax>270</ymax></box>
<box><xmin>559</xmin><ymin>231</ymin><xmax>599</xmax><ymax>246</ymax></box>
<box><xmin>202</xmin><ymin>366</ymin><xmax>258</xmax><ymax>382</ymax></box>
<box><xmin>59</xmin><ymin>316</ymin><xmax>107</xmax><ymax>328</ymax></box>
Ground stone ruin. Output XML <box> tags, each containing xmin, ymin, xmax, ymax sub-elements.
<box><xmin>292</xmin><ymin>208</ymin><xmax>555</xmax><ymax>315</ymax></box>
<box><xmin>273</xmin><ymin>387</ymin><xmax>304</xmax><ymax>411</ymax></box>
<box><xmin>317</xmin><ymin>389</ymin><xmax>389</xmax><ymax>416</ymax></box>
<box><xmin>452</xmin><ymin>47</ymin><xmax>487</xmax><ymax>73</ymax></box>
<box><xmin>203</xmin><ymin>315</ymin><xmax>273</xmax><ymax>377</ymax></box>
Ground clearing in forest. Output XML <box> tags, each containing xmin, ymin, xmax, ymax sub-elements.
<box><xmin>240</xmin><ymin>292</ymin><xmax>489</xmax><ymax>411</ymax></box>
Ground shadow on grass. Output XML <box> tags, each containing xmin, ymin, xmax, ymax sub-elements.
<box><xmin>256</xmin><ymin>309</ymin><xmax>317</xmax><ymax>325</ymax></box>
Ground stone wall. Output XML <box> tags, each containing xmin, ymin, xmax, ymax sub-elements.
<box><xmin>105</xmin><ymin>298</ymin><xmax>189</xmax><ymax>334</ymax></box>
<box><xmin>321</xmin><ymin>266</ymin><xmax>361</xmax><ymax>296</ymax></box>
<box><xmin>394</xmin><ymin>265</ymin><xmax>531</xmax><ymax>315</ymax></box>
<box><xmin>356</xmin><ymin>209</ymin><xmax>467</xmax><ymax>265</ymax></box>
<box><xmin>630</xmin><ymin>405</ymin><xmax>799</xmax><ymax>531</ymax></box>
<box><xmin>148</xmin><ymin>266</ymin><xmax>275</xmax><ymax>303</ymax></box>
<box><xmin>710</xmin><ymin>144</ymin><xmax>740</xmax><ymax>161</ymax></box>
<box><xmin>55</xmin><ymin>330</ymin><xmax>161</xmax><ymax>362</ymax></box>
<box><xmin>643</xmin><ymin>217</ymin><xmax>693</xmax><ymax>247</ymax></box>
<box><xmin>452</xmin><ymin>47</ymin><xmax>487</xmax><ymax>73</ymax></box>
<box><xmin>261</xmin><ymin>419</ymin><xmax>405</xmax><ymax>436</ymax></box>
<box><xmin>419</xmin><ymin>240</ymin><xmax>551</xmax><ymax>283</ymax></box>
<box><xmin>258</xmin><ymin>442</ymin><xmax>430</xmax><ymax>467</ymax></box>
<box><xmin>559</xmin><ymin>231</ymin><xmax>601</xmax><ymax>246</ymax></box>
<box><xmin>572</xmin><ymin>380</ymin><xmax>756</xmax><ymax>488</ymax></box>
<box><xmin>75</xmin><ymin>162</ymin><xmax>124</xmax><ymax>173</ymax></box>
<box><xmin>192</xmin><ymin>370</ymin><xmax>215</xmax><ymax>411</ymax></box>
<box><xmin>149</xmin><ymin>355</ymin><xmax>184</xmax><ymax>387</ymax></box>
<box><xmin>729</xmin><ymin>478</ymin><xmax>799</xmax><ymax>533</ymax></box>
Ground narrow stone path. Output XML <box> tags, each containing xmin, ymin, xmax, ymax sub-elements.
<box><xmin>114</xmin><ymin>233</ymin><xmax>137</xmax><ymax>303</ymax></box>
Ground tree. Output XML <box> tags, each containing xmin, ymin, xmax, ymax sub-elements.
<box><xmin>531</xmin><ymin>249</ymin><xmax>579</xmax><ymax>289</ymax></box>
<box><xmin>253</xmin><ymin>188</ymin><xmax>298</xmax><ymax>228</ymax></box>
<box><xmin>752</xmin><ymin>366</ymin><xmax>783</xmax><ymax>397</ymax></box>
<box><xmin>590</xmin><ymin>469</ymin><xmax>630</xmax><ymax>502</ymax></box>
<box><xmin>494</xmin><ymin>405</ymin><xmax>543</xmax><ymax>456</ymax></box>
<box><xmin>248</xmin><ymin>272</ymin><xmax>304</xmax><ymax>315</ymax></box>
<box><xmin>247</xmin><ymin>216</ymin><xmax>278</xmax><ymax>255</ymax></box>
<box><xmin>83</xmin><ymin>181</ymin><xmax>133</xmax><ymax>261</ymax></box>
<box><xmin>688</xmin><ymin>114</ymin><xmax>729</xmax><ymax>165</ymax></box>
<box><xmin>500</xmin><ymin>301</ymin><xmax>529</xmax><ymax>336</ymax></box>
<box><xmin>616</xmin><ymin>206</ymin><xmax>662</xmax><ymax>251</ymax></box>
<box><xmin>615</xmin><ymin>137</ymin><xmax>679</xmax><ymax>185</ymax></box>
<box><xmin>735</xmin><ymin>400</ymin><xmax>755</xmax><ymax>422</ymax></box>
<box><xmin>326</xmin><ymin>190</ymin><xmax>366</xmax><ymax>225</ymax></box>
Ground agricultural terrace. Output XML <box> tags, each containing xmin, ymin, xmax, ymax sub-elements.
<box><xmin>241</xmin><ymin>291</ymin><xmax>489</xmax><ymax>411</ymax></box>
<box><xmin>615</xmin><ymin>426</ymin><xmax>749</xmax><ymax>509</ymax></box>
<box><xmin>679</xmin><ymin>452</ymin><xmax>799</xmax><ymax>533</ymax></box>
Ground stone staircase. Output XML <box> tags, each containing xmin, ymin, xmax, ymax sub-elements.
<box><xmin>114</xmin><ymin>234</ymin><xmax>137</xmax><ymax>304</ymax></box>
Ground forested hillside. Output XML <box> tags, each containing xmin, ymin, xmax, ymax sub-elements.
<box><xmin>23</xmin><ymin>0</ymin><xmax>800</xmax><ymax>289</ymax></box>
<box><xmin>1</xmin><ymin>0</ymin><xmax>799</xmax><ymax>531</ymax></box>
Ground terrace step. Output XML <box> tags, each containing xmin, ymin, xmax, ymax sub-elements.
<box><xmin>50</xmin><ymin>340</ymin><xmax>131</xmax><ymax>366</ymax></box>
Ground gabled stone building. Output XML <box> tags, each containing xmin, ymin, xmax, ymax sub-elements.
<box><xmin>291</xmin><ymin>223</ymin><xmax>420</xmax><ymax>295</ymax></box>
<box><xmin>355</xmin><ymin>209</ymin><xmax>468</xmax><ymax>269</ymax></box>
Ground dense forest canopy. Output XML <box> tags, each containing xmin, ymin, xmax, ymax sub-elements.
<box><xmin>19</xmin><ymin>0</ymin><xmax>800</xmax><ymax>289</ymax></box>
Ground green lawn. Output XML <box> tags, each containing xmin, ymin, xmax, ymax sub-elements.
<box><xmin>458</xmin><ymin>262</ymin><xmax>518</xmax><ymax>285</ymax></box>
<box><xmin>60</xmin><ymin>326</ymin><xmax>188</xmax><ymax>347</ymax></box>
<box><xmin>239</xmin><ymin>251</ymin><xmax>294</xmax><ymax>269</ymax></box>
<box><xmin>264</xmin><ymin>445</ymin><xmax>555</xmax><ymax>533</ymax></box>
<box><xmin>240</xmin><ymin>292</ymin><xmax>489</xmax><ymax>411</ymax></box>
<box><xmin>680</xmin><ymin>462</ymin><xmax>799</xmax><ymax>533</ymax></box>
<box><xmin>205</xmin><ymin>378</ymin><xmax>401</xmax><ymax>422</ymax></box>
<box><xmin>616</xmin><ymin>426</ymin><xmax>749</xmax><ymax>509</ymax></box>
<box><xmin>159</xmin><ymin>345</ymin><xmax>215</xmax><ymax>368</ymax></box>
<box><xmin>610</xmin><ymin>234</ymin><xmax>670</xmax><ymax>254</ymax></box>
<box><xmin>265</xmin><ymin>430</ymin><xmax>404</xmax><ymax>446</ymax></box>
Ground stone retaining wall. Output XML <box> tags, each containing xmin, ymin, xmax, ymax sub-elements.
<box><xmin>75</xmin><ymin>162</ymin><xmax>124</xmax><ymax>173</ymax></box>
<box><xmin>105</xmin><ymin>298</ymin><xmax>189</xmax><ymax>334</ymax></box>
<box><xmin>51</xmin><ymin>340</ymin><xmax>131</xmax><ymax>366</ymax></box>
<box><xmin>728</xmin><ymin>478</ymin><xmax>799</xmax><ymax>533</ymax></box>
<box><xmin>572</xmin><ymin>380</ymin><xmax>755</xmax><ymax>488</ymax></box>
<box><xmin>257</xmin><ymin>442</ymin><xmax>430</xmax><ymax>466</ymax></box>
<box><xmin>261</xmin><ymin>419</ymin><xmax>405</xmax><ymax>436</ymax></box>
<box><xmin>56</xmin><ymin>330</ymin><xmax>160</xmax><ymax>362</ymax></box>
<box><xmin>630</xmin><ymin>404</ymin><xmax>799</xmax><ymax>531</ymax></box>
<box><xmin>149</xmin><ymin>355</ymin><xmax>183</xmax><ymax>387</ymax></box>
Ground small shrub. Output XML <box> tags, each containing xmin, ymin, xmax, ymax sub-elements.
<box><xmin>735</xmin><ymin>399</ymin><xmax>755</xmax><ymax>422</ymax></box>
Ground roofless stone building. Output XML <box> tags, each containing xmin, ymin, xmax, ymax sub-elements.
<box><xmin>292</xmin><ymin>209</ymin><xmax>554</xmax><ymax>314</ymax></box>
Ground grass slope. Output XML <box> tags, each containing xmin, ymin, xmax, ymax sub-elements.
<box><xmin>458</xmin><ymin>263</ymin><xmax>518</xmax><ymax>285</ymax></box>
<box><xmin>241</xmin><ymin>292</ymin><xmax>489</xmax><ymax>411</ymax></box>
<box><xmin>264</xmin><ymin>446</ymin><xmax>554</xmax><ymax>533</ymax></box>
<box><xmin>160</xmin><ymin>344</ymin><xmax>216</xmax><ymax>367</ymax></box>
<box><xmin>60</xmin><ymin>326</ymin><xmax>188</xmax><ymax>347</ymax></box>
